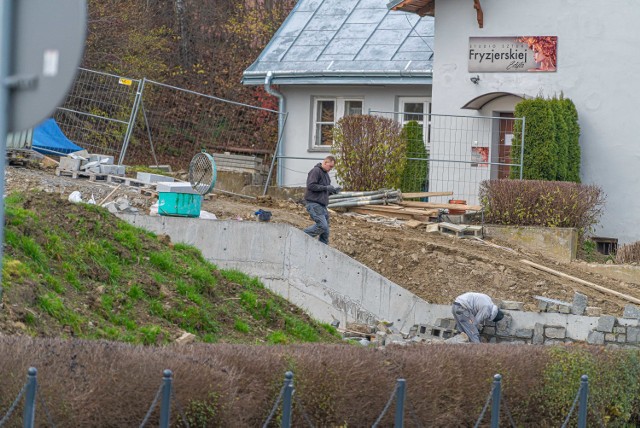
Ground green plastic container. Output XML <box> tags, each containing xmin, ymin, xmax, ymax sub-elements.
<box><xmin>158</xmin><ymin>192</ymin><xmax>202</xmax><ymax>217</ymax></box>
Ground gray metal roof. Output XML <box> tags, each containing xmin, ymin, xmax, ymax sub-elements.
<box><xmin>242</xmin><ymin>0</ymin><xmax>434</xmax><ymax>86</ymax></box>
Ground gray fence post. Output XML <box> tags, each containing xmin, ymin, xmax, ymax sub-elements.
<box><xmin>490</xmin><ymin>374</ymin><xmax>502</xmax><ymax>428</ymax></box>
<box><xmin>118</xmin><ymin>78</ymin><xmax>144</xmax><ymax>165</ymax></box>
<box><xmin>23</xmin><ymin>367</ymin><xmax>37</xmax><ymax>428</ymax></box>
<box><xmin>159</xmin><ymin>369</ymin><xmax>172</xmax><ymax>428</ymax></box>
<box><xmin>578</xmin><ymin>375</ymin><xmax>589</xmax><ymax>428</ymax></box>
<box><xmin>281</xmin><ymin>371</ymin><xmax>294</xmax><ymax>428</ymax></box>
<box><xmin>394</xmin><ymin>379</ymin><xmax>406</xmax><ymax>428</ymax></box>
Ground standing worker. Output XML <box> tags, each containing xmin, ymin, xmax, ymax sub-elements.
<box><xmin>452</xmin><ymin>292</ymin><xmax>504</xmax><ymax>343</ymax></box>
<box><xmin>303</xmin><ymin>155</ymin><xmax>341</xmax><ymax>244</ymax></box>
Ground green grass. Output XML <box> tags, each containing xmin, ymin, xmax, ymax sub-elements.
<box><xmin>2</xmin><ymin>191</ymin><xmax>341</xmax><ymax>346</ymax></box>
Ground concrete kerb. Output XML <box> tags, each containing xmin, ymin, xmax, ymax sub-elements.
<box><xmin>118</xmin><ymin>214</ymin><xmax>639</xmax><ymax>344</ymax></box>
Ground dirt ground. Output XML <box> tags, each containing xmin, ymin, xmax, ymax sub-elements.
<box><xmin>7</xmin><ymin>163</ymin><xmax>640</xmax><ymax>316</ymax></box>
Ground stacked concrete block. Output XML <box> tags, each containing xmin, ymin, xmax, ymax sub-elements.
<box><xmin>596</xmin><ymin>315</ymin><xmax>616</xmax><ymax>333</ymax></box>
<box><xmin>571</xmin><ymin>292</ymin><xmax>588</xmax><ymax>315</ymax></box>
<box><xmin>59</xmin><ymin>157</ymin><xmax>83</xmax><ymax>171</ymax></box>
<box><xmin>587</xmin><ymin>331</ymin><xmax>605</xmax><ymax>345</ymax></box>
<box><xmin>535</xmin><ymin>296</ymin><xmax>572</xmax><ymax>314</ymax></box>
<box><xmin>533</xmin><ymin>323</ymin><xmax>544</xmax><ymax>344</ymax></box>
<box><xmin>585</xmin><ymin>307</ymin><xmax>602</xmax><ymax>317</ymax></box>
<box><xmin>137</xmin><ymin>172</ymin><xmax>175</xmax><ymax>184</ymax></box>
<box><xmin>500</xmin><ymin>300</ymin><xmax>524</xmax><ymax>311</ymax></box>
<box><xmin>623</xmin><ymin>304</ymin><xmax>640</xmax><ymax>320</ymax></box>
<box><xmin>545</xmin><ymin>326</ymin><xmax>567</xmax><ymax>339</ymax></box>
<box><xmin>99</xmin><ymin>165</ymin><xmax>125</xmax><ymax>175</ymax></box>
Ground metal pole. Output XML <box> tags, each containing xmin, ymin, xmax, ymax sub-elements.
<box><xmin>577</xmin><ymin>375</ymin><xmax>588</xmax><ymax>428</ymax></box>
<box><xmin>23</xmin><ymin>367</ymin><xmax>37</xmax><ymax>428</ymax></box>
<box><xmin>519</xmin><ymin>117</ymin><xmax>526</xmax><ymax>180</ymax></box>
<box><xmin>118</xmin><ymin>78</ymin><xmax>144</xmax><ymax>165</ymax></box>
<box><xmin>0</xmin><ymin>0</ymin><xmax>15</xmax><ymax>303</ymax></box>
<box><xmin>394</xmin><ymin>379</ymin><xmax>406</xmax><ymax>428</ymax></box>
<box><xmin>281</xmin><ymin>371</ymin><xmax>294</xmax><ymax>428</ymax></box>
<box><xmin>490</xmin><ymin>374</ymin><xmax>501</xmax><ymax>428</ymax></box>
<box><xmin>159</xmin><ymin>369</ymin><xmax>172</xmax><ymax>428</ymax></box>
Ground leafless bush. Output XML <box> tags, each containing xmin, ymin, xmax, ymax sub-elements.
<box><xmin>480</xmin><ymin>179</ymin><xmax>605</xmax><ymax>231</ymax></box>
<box><xmin>617</xmin><ymin>241</ymin><xmax>640</xmax><ymax>264</ymax></box>
<box><xmin>0</xmin><ymin>338</ymin><xmax>636</xmax><ymax>426</ymax></box>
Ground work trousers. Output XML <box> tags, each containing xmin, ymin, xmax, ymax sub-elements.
<box><xmin>304</xmin><ymin>202</ymin><xmax>330</xmax><ymax>244</ymax></box>
<box><xmin>452</xmin><ymin>302</ymin><xmax>481</xmax><ymax>343</ymax></box>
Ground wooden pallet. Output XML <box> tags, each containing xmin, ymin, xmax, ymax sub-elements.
<box><xmin>437</xmin><ymin>222</ymin><xmax>483</xmax><ymax>238</ymax></box>
<box><xmin>55</xmin><ymin>168</ymin><xmax>108</xmax><ymax>182</ymax></box>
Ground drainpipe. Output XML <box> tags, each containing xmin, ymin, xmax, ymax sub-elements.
<box><xmin>264</xmin><ymin>71</ymin><xmax>285</xmax><ymax>186</ymax></box>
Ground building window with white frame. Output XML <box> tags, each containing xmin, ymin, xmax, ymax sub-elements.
<box><xmin>398</xmin><ymin>97</ymin><xmax>431</xmax><ymax>151</ymax></box>
<box><xmin>312</xmin><ymin>97</ymin><xmax>363</xmax><ymax>148</ymax></box>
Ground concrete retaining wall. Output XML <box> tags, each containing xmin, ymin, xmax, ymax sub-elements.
<box><xmin>484</xmin><ymin>225</ymin><xmax>578</xmax><ymax>263</ymax></box>
<box><xmin>119</xmin><ymin>214</ymin><xmax>640</xmax><ymax>345</ymax></box>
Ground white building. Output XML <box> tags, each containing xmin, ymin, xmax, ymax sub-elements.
<box><xmin>245</xmin><ymin>0</ymin><xmax>640</xmax><ymax>245</ymax></box>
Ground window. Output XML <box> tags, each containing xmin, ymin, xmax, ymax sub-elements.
<box><xmin>399</xmin><ymin>97</ymin><xmax>431</xmax><ymax>150</ymax></box>
<box><xmin>312</xmin><ymin>97</ymin><xmax>363</xmax><ymax>148</ymax></box>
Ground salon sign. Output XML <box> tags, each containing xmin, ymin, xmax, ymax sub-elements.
<box><xmin>468</xmin><ymin>36</ymin><xmax>557</xmax><ymax>72</ymax></box>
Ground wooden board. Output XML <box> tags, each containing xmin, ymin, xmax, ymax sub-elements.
<box><xmin>401</xmin><ymin>191</ymin><xmax>453</xmax><ymax>199</ymax></box>
<box><xmin>399</xmin><ymin>201</ymin><xmax>482</xmax><ymax>211</ymax></box>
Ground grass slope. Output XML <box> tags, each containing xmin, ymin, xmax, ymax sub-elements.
<box><xmin>1</xmin><ymin>192</ymin><xmax>340</xmax><ymax>345</ymax></box>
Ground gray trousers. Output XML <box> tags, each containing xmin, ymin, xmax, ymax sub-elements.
<box><xmin>304</xmin><ymin>202</ymin><xmax>330</xmax><ymax>244</ymax></box>
<box><xmin>452</xmin><ymin>302</ymin><xmax>481</xmax><ymax>343</ymax></box>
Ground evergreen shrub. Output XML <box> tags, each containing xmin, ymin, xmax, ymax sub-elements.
<box><xmin>399</xmin><ymin>120</ymin><xmax>428</xmax><ymax>193</ymax></box>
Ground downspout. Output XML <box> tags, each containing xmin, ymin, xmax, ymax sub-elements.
<box><xmin>264</xmin><ymin>71</ymin><xmax>285</xmax><ymax>186</ymax></box>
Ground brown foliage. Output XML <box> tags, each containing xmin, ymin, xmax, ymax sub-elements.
<box><xmin>480</xmin><ymin>179</ymin><xmax>605</xmax><ymax>231</ymax></box>
<box><xmin>617</xmin><ymin>241</ymin><xmax>640</xmax><ymax>264</ymax></box>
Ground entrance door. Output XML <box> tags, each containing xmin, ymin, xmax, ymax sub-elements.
<box><xmin>498</xmin><ymin>113</ymin><xmax>514</xmax><ymax>179</ymax></box>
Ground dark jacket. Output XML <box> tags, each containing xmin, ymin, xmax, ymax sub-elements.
<box><xmin>304</xmin><ymin>163</ymin><xmax>332</xmax><ymax>206</ymax></box>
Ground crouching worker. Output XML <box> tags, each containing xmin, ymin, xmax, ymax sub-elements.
<box><xmin>303</xmin><ymin>155</ymin><xmax>341</xmax><ymax>245</ymax></box>
<box><xmin>452</xmin><ymin>292</ymin><xmax>504</xmax><ymax>343</ymax></box>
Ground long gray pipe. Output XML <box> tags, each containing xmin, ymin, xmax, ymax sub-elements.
<box><xmin>264</xmin><ymin>71</ymin><xmax>285</xmax><ymax>186</ymax></box>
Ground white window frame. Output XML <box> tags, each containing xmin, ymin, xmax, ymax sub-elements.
<box><xmin>398</xmin><ymin>97</ymin><xmax>432</xmax><ymax>151</ymax></box>
<box><xmin>310</xmin><ymin>97</ymin><xmax>364</xmax><ymax>150</ymax></box>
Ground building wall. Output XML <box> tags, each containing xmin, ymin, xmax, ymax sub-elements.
<box><xmin>279</xmin><ymin>84</ymin><xmax>431</xmax><ymax>187</ymax></box>
<box><xmin>432</xmin><ymin>0</ymin><xmax>640</xmax><ymax>244</ymax></box>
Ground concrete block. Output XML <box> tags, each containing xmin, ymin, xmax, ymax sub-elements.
<box><xmin>89</xmin><ymin>154</ymin><xmax>114</xmax><ymax>164</ymax></box>
<box><xmin>571</xmin><ymin>292</ymin><xmax>588</xmax><ymax>315</ymax></box>
<box><xmin>137</xmin><ymin>172</ymin><xmax>175</xmax><ymax>184</ymax></box>
<box><xmin>496</xmin><ymin>315</ymin><xmax>512</xmax><ymax>336</ymax></box>
<box><xmin>501</xmin><ymin>300</ymin><xmax>524</xmax><ymax>311</ymax></box>
<box><xmin>515</xmin><ymin>328</ymin><xmax>533</xmax><ymax>338</ymax></box>
<box><xmin>482</xmin><ymin>326</ymin><xmax>496</xmax><ymax>335</ymax></box>
<box><xmin>100</xmin><ymin>165</ymin><xmax>125</xmax><ymax>175</ymax></box>
<box><xmin>585</xmin><ymin>307</ymin><xmax>602</xmax><ymax>317</ymax></box>
<box><xmin>623</xmin><ymin>305</ymin><xmax>640</xmax><ymax>319</ymax></box>
<box><xmin>605</xmin><ymin>333</ymin><xmax>617</xmax><ymax>342</ymax></box>
<box><xmin>596</xmin><ymin>315</ymin><xmax>616</xmax><ymax>333</ymax></box>
<box><xmin>436</xmin><ymin>318</ymin><xmax>457</xmax><ymax>329</ymax></box>
<box><xmin>617</xmin><ymin>334</ymin><xmax>627</xmax><ymax>343</ymax></box>
<box><xmin>587</xmin><ymin>331</ymin><xmax>605</xmax><ymax>345</ymax></box>
<box><xmin>614</xmin><ymin>326</ymin><xmax>627</xmax><ymax>334</ymax></box>
<box><xmin>545</xmin><ymin>326</ymin><xmax>566</xmax><ymax>339</ymax></box>
<box><xmin>558</xmin><ymin>305</ymin><xmax>571</xmax><ymax>314</ymax></box>
<box><xmin>533</xmin><ymin>323</ymin><xmax>545</xmax><ymax>345</ymax></box>
<box><xmin>59</xmin><ymin>157</ymin><xmax>83</xmax><ymax>171</ymax></box>
<box><xmin>627</xmin><ymin>326</ymin><xmax>640</xmax><ymax>343</ymax></box>
<box><xmin>149</xmin><ymin>165</ymin><xmax>172</xmax><ymax>172</ymax></box>
<box><xmin>156</xmin><ymin>182</ymin><xmax>198</xmax><ymax>194</ymax></box>
<box><xmin>545</xmin><ymin>339</ymin><xmax>566</xmax><ymax>346</ymax></box>
<box><xmin>537</xmin><ymin>301</ymin><xmax>548</xmax><ymax>312</ymax></box>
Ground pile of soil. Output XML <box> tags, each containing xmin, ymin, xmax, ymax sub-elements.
<box><xmin>7</xmin><ymin>164</ymin><xmax>639</xmax><ymax>316</ymax></box>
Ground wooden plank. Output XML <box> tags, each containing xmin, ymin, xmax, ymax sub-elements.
<box><xmin>399</xmin><ymin>201</ymin><xmax>483</xmax><ymax>211</ymax></box>
<box><xmin>401</xmin><ymin>191</ymin><xmax>453</xmax><ymax>199</ymax></box>
<box><xmin>404</xmin><ymin>219</ymin><xmax>425</xmax><ymax>228</ymax></box>
<box><xmin>351</xmin><ymin>207</ymin><xmax>417</xmax><ymax>220</ymax></box>
<box><xmin>521</xmin><ymin>259</ymin><xmax>640</xmax><ymax>305</ymax></box>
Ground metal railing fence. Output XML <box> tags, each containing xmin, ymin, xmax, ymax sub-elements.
<box><xmin>0</xmin><ymin>368</ymin><xmax>604</xmax><ymax>427</ymax></box>
<box><xmin>370</xmin><ymin>110</ymin><xmax>525</xmax><ymax>206</ymax></box>
<box><xmin>53</xmin><ymin>68</ymin><xmax>141</xmax><ymax>160</ymax></box>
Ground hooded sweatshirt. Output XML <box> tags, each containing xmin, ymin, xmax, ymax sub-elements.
<box><xmin>454</xmin><ymin>292</ymin><xmax>499</xmax><ymax>327</ymax></box>
<box><xmin>304</xmin><ymin>163</ymin><xmax>332</xmax><ymax>206</ymax></box>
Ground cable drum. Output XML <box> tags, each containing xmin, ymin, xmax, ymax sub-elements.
<box><xmin>189</xmin><ymin>151</ymin><xmax>217</xmax><ymax>195</ymax></box>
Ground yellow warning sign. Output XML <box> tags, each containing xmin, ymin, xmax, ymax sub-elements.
<box><xmin>118</xmin><ymin>78</ymin><xmax>133</xmax><ymax>86</ymax></box>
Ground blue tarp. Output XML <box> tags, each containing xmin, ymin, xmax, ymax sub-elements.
<box><xmin>32</xmin><ymin>118</ymin><xmax>83</xmax><ymax>156</ymax></box>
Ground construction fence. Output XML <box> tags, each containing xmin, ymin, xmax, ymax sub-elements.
<box><xmin>0</xmin><ymin>368</ymin><xmax>599</xmax><ymax>428</ymax></box>
<box><xmin>53</xmin><ymin>68</ymin><xmax>286</xmax><ymax>171</ymax></box>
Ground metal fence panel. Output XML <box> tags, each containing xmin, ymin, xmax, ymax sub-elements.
<box><xmin>53</xmin><ymin>68</ymin><xmax>141</xmax><ymax>159</ymax></box>
<box><xmin>124</xmin><ymin>79</ymin><xmax>285</xmax><ymax>171</ymax></box>
<box><xmin>371</xmin><ymin>110</ymin><xmax>525</xmax><ymax>205</ymax></box>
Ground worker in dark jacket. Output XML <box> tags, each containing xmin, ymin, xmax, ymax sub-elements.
<box><xmin>303</xmin><ymin>155</ymin><xmax>341</xmax><ymax>244</ymax></box>
<box><xmin>452</xmin><ymin>292</ymin><xmax>504</xmax><ymax>343</ymax></box>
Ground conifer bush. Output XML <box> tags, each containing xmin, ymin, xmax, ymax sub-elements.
<box><xmin>399</xmin><ymin>120</ymin><xmax>428</xmax><ymax>193</ymax></box>
<box><xmin>331</xmin><ymin>115</ymin><xmax>406</xmax><ymax>191</ymax></box>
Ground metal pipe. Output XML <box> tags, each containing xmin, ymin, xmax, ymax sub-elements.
<box><xmin>118</xmin><ymin>77</ymin><xmax>144</xmax><ymax>165</ymax></box>
<box><xmin>264</xmin><ymin>71</ymin><xmax>286</xmax><ymax>188</ymax></box>
<box><xmin>159</xmin><ymin>370</ymin><xmax>172</xmax><ymax>428</ymax></box>
<box><xmin>490</xmin><ymin>374</ymin><xmax>501</xmax><ymax>428</ymax></box>
<box><xmin>329</xmin><ymin>192</ymin><xmax>400</xmax><ymax>204</ymax></box>
<box><xmin>394</xmin><ymin>379</ymin><xmax>406</xmax><ymax>428</ymax></box>
<box><xmin>23</xmin><ymin>368</ymin><xmax>37</xmax><ymax>428</ymax></box>
<box><xmin>329</xmin><ymin>189</ymin><xmax>395</xmax><ymax>199</ymax></box>
<box><xmin>328</xmin><ymin>198</ymin><xmax>399</xmax><ymax>208</ymax></box>
<box><xmin>577</xmin><ymin>375</ymin><xmax>588</xmax><ymax>428</ymax></box>
<box><xmin>281</xmin><ymin>371</ymin><xmax>294</xmax><ymax>428</ymax></box>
